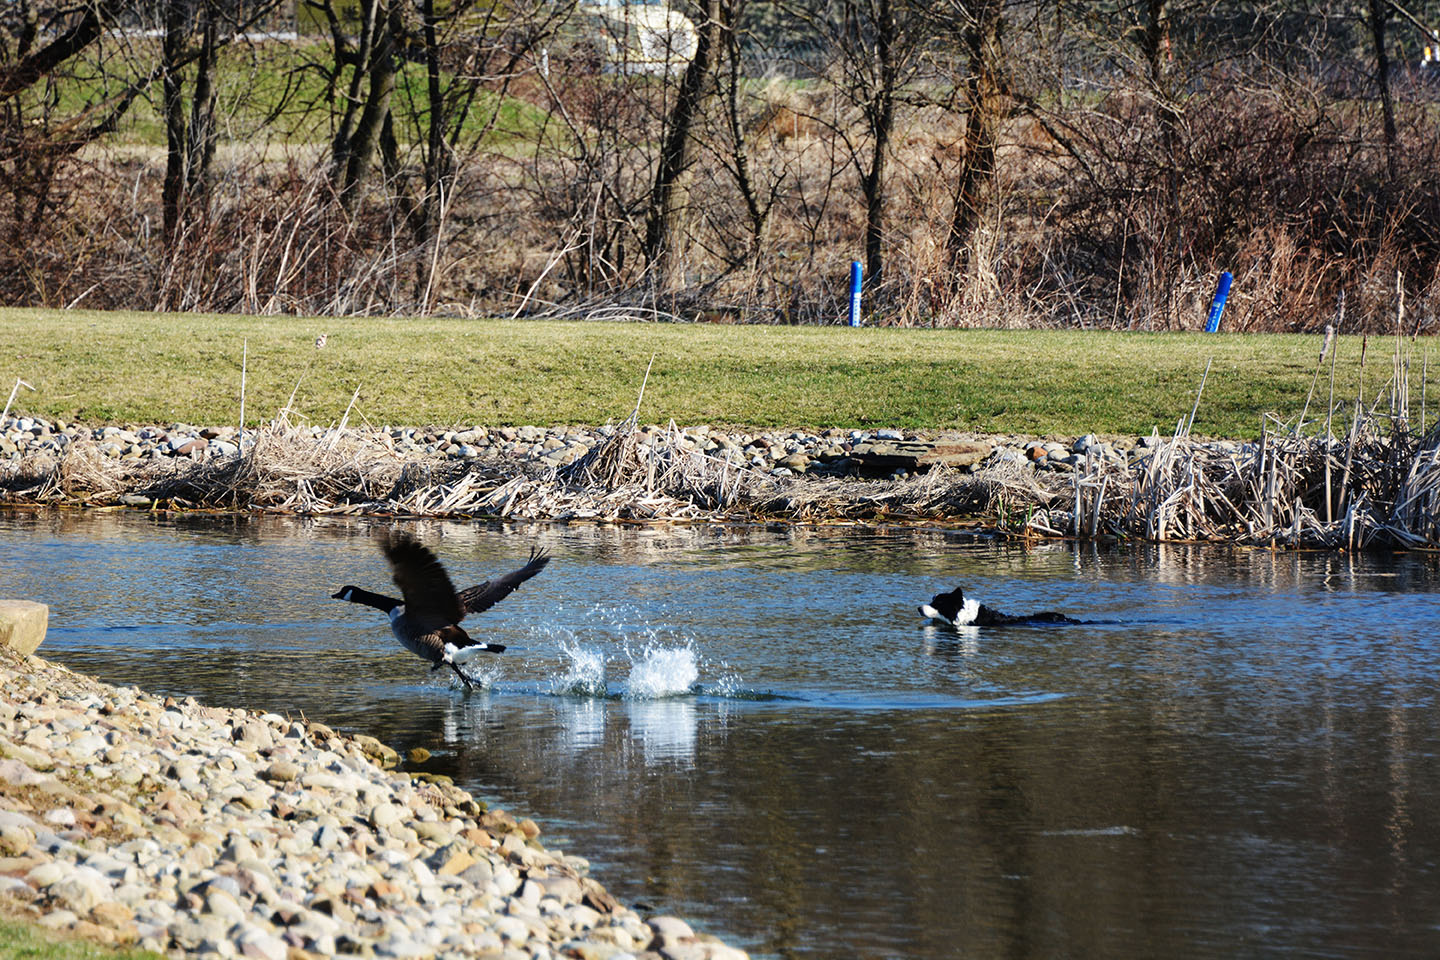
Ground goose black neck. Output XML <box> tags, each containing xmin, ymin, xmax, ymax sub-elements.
<box><xmin>335</xmin><ymin>586</ymin><xmax>400</xmax><ymax>612</ymax></box>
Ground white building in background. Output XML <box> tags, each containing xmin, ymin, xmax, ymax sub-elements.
<box><xmin>565</xmin><ymin>0</ymin><xmax>698</xmax><ymax>76</ymax></box>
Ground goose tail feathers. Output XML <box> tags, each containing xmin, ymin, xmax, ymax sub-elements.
<box><xmin>446</xmin><ymin>642</ymin><xmax>506</xmax><ymax>664</ymax></box>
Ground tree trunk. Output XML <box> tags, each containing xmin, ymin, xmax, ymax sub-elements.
<box><xmin>1367</xmin><ymin>0</ymin><xmax>1399</xmax><ymax>182</ymax></box>
<box><xmin>1139</xmin><ymin>0</ymin><xmax>1180</xmax><ymax>327</ymax></box>
<box><xmin>721</xmin><ymin>9</ymin><xmax>769</xmax><ymax>271</ymax></box>
<box><xmin>643</xmin><ymin>0</ymin><xmax>724</xmax><ymax>292</ymax></box>
<box><xmin>860</xmin><ymin>0</ymin><xmax>896</xmax><ymax>288</ymax></box>
<box><xmin>186</xmin><ymin>8</ymin><xmax>218</xmax><ymax>205</ymax></box>
<box><xmin>944</xmin><ymin>0</ymin><xmax>1002</xmax><ymax>289</ymax></box>
<box><xmin>162</xmin><ymin>0</ymin><xmax>219</xmax><ymax>246</ymax></box>
<box><xmin>161</xmin><ymin>0</ymin><xmax>188</xmax><ymax>244</ymax></box>
<box><xmin>328</xmin><ymin>0</ymin><xmax>376</xmax><ymax>179</ymax></box>
<box><xmin>337</xmin><ymin>1</ymin><xmax>398</xmax><ymax>213</ymax></box>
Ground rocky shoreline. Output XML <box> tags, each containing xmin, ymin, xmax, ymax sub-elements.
<box><xmin>0</xmin><ymin>646</ymin><xmax>748</xmax><ymax>959</ymax></box>
<box><xmin>1</xmin><ymin>414</ymin><xmax>1166</xmax><ymax>480</ymax></box>
<box><xmin>5</xmin><ymin>411</ymin><xmax>1437</xmax><ymax>549</ymax></box>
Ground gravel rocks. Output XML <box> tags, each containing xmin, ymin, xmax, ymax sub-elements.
<box><xmin>3</xmin><ymin>414</ymin><xmax>1169</xmax><ymax>480</ymax></box>
<box><xmin>0</xmin><ymin>646</ymin><xmax>747</xmax><ymax>959</ymax></box>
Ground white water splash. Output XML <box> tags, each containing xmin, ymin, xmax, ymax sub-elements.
<box><xmin>455</xmin><ymin>661</ymin><xmax>502</xmax><ymax>690</ymax></box>
<box><xmin>551</xmin><ymin>642</ymin><xmax>608</xmax><ymax>697</ymax></box>
<box><xmin>625</xmin><ymin>643</ymin><xmax>699</xmax><ymax>699</ymax></box>
<box><xmin>704</xmin><ymin>659</ymin><xmax>744</xmax><ymax>699</ymax></box>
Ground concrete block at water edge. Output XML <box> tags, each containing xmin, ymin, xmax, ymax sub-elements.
<box><xmin>0</xmin><ymin>600</ymin><xmax>48</xmax><ymax>655</ymax></box>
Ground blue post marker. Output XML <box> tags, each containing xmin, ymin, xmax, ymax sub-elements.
<box><xmin>848</xmin><ymin>261</ymin><xmax>863</xmax><ymax>326</ymax></box>
<box><xmin>1205</xmin><ymin>271</ymin><xmax>1234</xmax><ymax>332</ymax></box>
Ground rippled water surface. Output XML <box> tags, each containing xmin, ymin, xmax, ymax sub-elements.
<box><xmin>4</xmin><ymin>511</ymin><xmax>1440</xmax><ymax>959</ymax></box>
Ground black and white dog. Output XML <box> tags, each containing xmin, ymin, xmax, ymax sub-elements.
<box><xmin>918</xmin><ymin>585</ymin><xmax>1081</xmax><ymax>627</ymax></box>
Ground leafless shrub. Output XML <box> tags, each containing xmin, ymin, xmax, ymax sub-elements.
<box><xmin>5</xmin><ymin>4</ymin><xmax>1440</xmax><ymax>330</ymax></box>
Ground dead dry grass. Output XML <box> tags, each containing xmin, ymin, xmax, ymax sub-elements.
<box><xmin>4</xmin><ymin>395</ymin><xmax>1439</xmax><ymax>549</ymax></box>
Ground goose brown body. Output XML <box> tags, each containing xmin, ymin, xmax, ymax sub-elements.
<box><xmin>332</xmin><ymin>530</ymin><xmax>551</xmax><ymax>688</ymax></box>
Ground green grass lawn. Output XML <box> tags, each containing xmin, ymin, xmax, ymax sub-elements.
<box><xmin>0</xmin><ymin>308</ymin><xmax>1423</xmax><ymax>439</ymax></box>
<box><xmin>0</xmin><ymin>916</ymin><xmax>165</xmax><ymax>960</ymax></box>
<box><xmin>41</xmin><ymin>41</ymin><xmax>552</xmax><ymax>150</ymax></box>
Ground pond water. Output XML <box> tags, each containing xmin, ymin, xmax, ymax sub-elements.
<box><xmin>3</xmin><ymin>511</ymin><xmax>1440</xmax><ymax>959</ymax></box>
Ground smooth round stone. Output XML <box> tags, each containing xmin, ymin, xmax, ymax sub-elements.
<box><xmin>648</xmin><ymin>916</ymin><xmax>695</xmax><ymax>940</ymax></box>
<box><xmin>50</xmin><ymin>868</ymin><xmax>110</xmax><ymax>913</ymax></box>
<box><xmin>566</xmin><ymin>904</ymin><xmax>602</xmax><ymax>930</ymax></box>
<box><xmin>234</xmin><ymin>925</ymin><xmax>288</xmax><ymax>960</ymax></box>
<box><xmin>43</xmin><ymin>808</ymin><xmax>76</xmax><ymax>827</ymax></box>
<box><xmin>414</xmin><ymin>821</ymin><xmax>453</xmax><ymax>845</ymax></box>
<box><xmin>516</xmin><ymin>879</ymin><xmax>543</xmax><ymax>909</ymax></box>
<box><xmin>373</xmin><ymin>933</ymin><xmax>431</xmax><ymax>957</ymax></box>
<box><xmin>261</xmin><ymin>761</ymin><xmax>300</xmax><ymax>783</ymax></box>
<box><xmin>490</xmin><ymin>915</ymin><xmax>531</xmax><ymax>942</ymax></box>
<box><xmin>25</xmin><ymin>861</ymin><xmax>67</xmax><ymax>888</ymax></box>
<box><xmin>36</xmin><ymin>908</ymin><xmax>78</xmax><ymax>929</ymax></box>
<box><xmin>0</xmin><ymin>874</ymin><xmax>34</xmax><ymax>901</ymax></box>
<box><xmin>0</xmin><ymin>810</ymin><xmax>40</xmax><ymax>832</ymax></box>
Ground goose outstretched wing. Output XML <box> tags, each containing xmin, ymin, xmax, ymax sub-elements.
<box><xmin>458</xmin><ymin>547</ymin><xmax>551</xmax><ymax>615</ymax></box>
<box><xmin>380</xmin><ymin>530</ymin><xmax>465</xmax><ymax>632</ymax></box>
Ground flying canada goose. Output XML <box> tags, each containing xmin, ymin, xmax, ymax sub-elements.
<box><xmin>332</xmin><ymin>530</ymin><xmax>551</xmax><ymax>689</ymax></box>
<box><xmin>918</xmin><ymin>585</ymin><xmax>1081</xmax><ymax>628</ymax></box>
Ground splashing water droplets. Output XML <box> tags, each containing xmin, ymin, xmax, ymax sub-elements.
<box><xmin>456</xmin><ymin>661</ymin><xmax>502</xmax><ymax>691</ymax></box>
<box><xmin>552</xmin><ymin>641</ymin><xmax>608</xmax><ymax>697</ymax></box>
<box><xmin>624</xmin><ymin>642</ymin><xmax>699</xmax><ymax>700</ymax></box>
<box><xmin>526</xmin><ymin>610</ymin><xmax>739</xmax><ymax>701</ymax></box>
<box><xmin>705</xmin><ymin>661</ymin><xmax>745</xmax><ymax>699</ymax></box>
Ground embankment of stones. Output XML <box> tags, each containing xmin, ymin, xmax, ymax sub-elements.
<box><xmin>845</xmin><ymin>439</ymin><xmax>993</xmax><ymax>477</ymax></box>
<box><xmin>2</xmin><ymin>415</ymin><xmax>1127</xmax><ymax>480</ymax></box>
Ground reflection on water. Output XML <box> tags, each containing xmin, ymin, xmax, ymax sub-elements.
<box><xmin>556</xmin><ymin>696</ymin><xmax>606</xmax><ymax>753</ymax></box>
<box><xmin>4</xmin><ymin>511</ymin><xmax>1440</xmax><ymax>959</ymax></box>
<box><xmin>629</xmin><ymin>699</ymin><xmax>698</xmax><ymax>765</ymax></box>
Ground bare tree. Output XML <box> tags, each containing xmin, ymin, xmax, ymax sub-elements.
<box><xmin>309</xmin><ymin>0</ymin><xmax>402</xmax><ymax>213</ymax></box>
<box><xmin>1366</xmin><ymin>0</ymin><xmax>1399</xmax><ymax>181</ymax></box>
<box><xmin>713</xmin><ymin>2</ymin><xmax>783</xmax><ymax>275</ymax></box>
<box><xmin>162</xmin><ymin>0</ymin><xmax>222</xmax><ymax>244</ymax></box>
<box><xmin>388</xmin><ymin>0</ymin><xmax>560</xmax><ymax>304</ymax></box>
<box><xmin>781</xmin><ymin>0</ymin><xmax>925</xmax><ymax>293</ymax></box>
<box><xmin>643</xmin><ymin>0</ymin><xmax>727</xmax><ymax>291</ymax></box>
<box><xmin>941</xmin><ymin>0</ymin><xmax>1004</xmax><ymax>292</ymax></box>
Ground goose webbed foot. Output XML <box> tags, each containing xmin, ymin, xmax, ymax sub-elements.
<box><xmin>448</xmin><ymin>660</ymin><xmax>475</xmax><ymax>691</ymax></box>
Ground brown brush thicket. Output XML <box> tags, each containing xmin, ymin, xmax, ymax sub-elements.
<box><xmin>2</xmin><ymin>0</ymin><xmax>1438</xmax><ymax>331</ymax></box>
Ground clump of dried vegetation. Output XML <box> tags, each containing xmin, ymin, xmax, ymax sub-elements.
<box><xmin>4</xmin><ymin>338</ymin><xmax>1439</xmax><ymax>549</ymax></box>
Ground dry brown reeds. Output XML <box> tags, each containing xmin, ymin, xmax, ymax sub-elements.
<box><xmin>5</xmin><ymin>326</ymin><xmax>1440</xmax><ymax>548</ymax></box>
<box><xmin>4</xmin><ymin>405</ymin><xmax>1440</xmax><ymax>549</ymax></box>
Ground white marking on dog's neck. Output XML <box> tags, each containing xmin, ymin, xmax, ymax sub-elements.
<box><xmin>952</xmin><ymin>598</ymin><xmax>981</xmax><ymax>626</ymax></box>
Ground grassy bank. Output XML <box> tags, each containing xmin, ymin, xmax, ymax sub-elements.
<box><xmin>0</xmin><ymin>308</ymin><xmax>1420</xmax><ymax>439</ymax></box>
<box><xmin>0</xmin><ymin>915</ymin><xmax>164</xmax><ymax>960</ymax></box>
